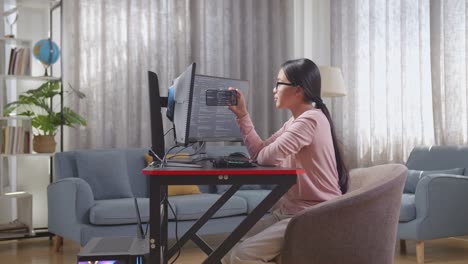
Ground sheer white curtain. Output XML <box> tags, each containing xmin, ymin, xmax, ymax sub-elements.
<box><xmin>331</xmin><ymin>0</ymin><xmax>468</xmax><ymax>168</ymax></box>
<box><xmin>330</xmin><ymin>0</ymin><xmax>434</xmax><ymax>167</ymax></box>
<box><xmin>62</xmin><ymin>0</ymin><xmax>292</xmax><ymax>150</ymax></box>
<box><xmin>430</xmin><ymin>0</ymin><xmax>468</xmax><ymax>145</ymax></box>
<box><xmin>293</xmin><ymin>0</ymin><xmax>331</xmax><ymax>65</ymax></box>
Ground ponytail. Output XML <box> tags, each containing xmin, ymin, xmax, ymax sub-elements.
<box><xmin>318</xmin><ymin>103</ymin><xmax>349</xmax><ymax>194</ymax></box>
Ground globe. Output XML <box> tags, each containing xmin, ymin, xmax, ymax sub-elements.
<box><xmin>33</xmin><ymin>39</ymin><xmax>60</xmax><ymax>76</ymax></box>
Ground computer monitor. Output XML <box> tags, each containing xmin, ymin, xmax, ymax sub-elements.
<box><xmin>171</xmin><ymin>63</ymin><xmax>249</xmax><ymax>146</ymax></box>
<box><xmin>188</xmin><ymin>74</ymin><xmax>249</xmax><ymax>143</ymax></box>
<box><xmin>172</xmin><ymin>63</ymin><xmax>197</xmax><ymax>145</ymax></box>
<box><xmin>147</xmin><ymin>71</ymin><xmax>165</xmax><ymax>159</ymax></box>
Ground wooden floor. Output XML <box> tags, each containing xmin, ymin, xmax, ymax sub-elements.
<box><xmin>1</xmin><ymin>235</ymin><xmax>468</xmax><ymax>264</ymax></box>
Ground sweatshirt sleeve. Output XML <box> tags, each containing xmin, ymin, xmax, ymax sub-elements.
<box><xmin>255</xmin><ymin>114</ymin><xmax>317</xmax><ymax>165</ymax></box>
<box><xmin>236</xmin><ymin>114</ymin><xmax>287</xmax><ymax>158</ymax></box>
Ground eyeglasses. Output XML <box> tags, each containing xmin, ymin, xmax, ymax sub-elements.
<box><xmin>273</xmin><ymin>81</ymin><xmax>296</xmax><ymax>91</ymax></box>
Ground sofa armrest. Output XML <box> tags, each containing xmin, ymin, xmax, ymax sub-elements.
<box><xmin>47</xmin><ymin>178</ymin><xmax>95</xmax><ymax>241</ymax></box>
<box><xmin>413</xmin><ymin>174</ymin><xmax>468</xmax><ymax>239</ymax></box>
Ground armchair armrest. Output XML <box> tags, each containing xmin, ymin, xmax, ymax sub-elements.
<box><xmin>413</xmin><ymin>174</ymin><xmax>468</xmax><ymax>239</ymax></box>
<box><xmin>47</xmin><ymin>178</ymin><xmax>95</xmax><ymax>241</ymax></box>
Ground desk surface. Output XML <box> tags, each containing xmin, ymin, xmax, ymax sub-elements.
<box><xmin>143</xmin><ymin>166</ymin><xmax>304</xmax><ymax>176</ymax></box>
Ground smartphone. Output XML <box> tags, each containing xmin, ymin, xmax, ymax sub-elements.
<box><xmin>205</xmin><ymin>89</ymin><xmax>237</xmax><ymax>106</ymax></box>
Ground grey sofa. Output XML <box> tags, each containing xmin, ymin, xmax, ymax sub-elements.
<box><xmin>281</xmin><ymin>164</ymin><xmax>407</xmax><ymax>264</ymax></box>
<box><xmin>398</xmin><ymin>146</ymin><xmax>468</xmax><ymax>263</ymax></box>
<box><xmin>48</xmin><ymin>146</ymin><xmax>272</xmax><ymax>248</ymax></box>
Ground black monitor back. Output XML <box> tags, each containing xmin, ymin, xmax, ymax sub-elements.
<box><xmin>148</xmin><ymin>71</ymin><xmax>165</xmax><ymax>159</ymax></box>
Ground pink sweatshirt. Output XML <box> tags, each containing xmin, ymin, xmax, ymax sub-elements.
<box><xmin>237</xmin><ymin>109</ymin><xmax>342</xmax><ymax>215</ymax></box>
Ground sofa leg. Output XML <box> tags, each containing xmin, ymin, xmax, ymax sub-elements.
<box><xmin>52</xmin><ymin>235</ymin><xmax>63</xmax><ymax>252</ymax></box>
<box><xmin>400</xmin><ymin>239</ymin><xmax>407</xmax><ymax>254</ymax></box>
<box><xmin>416</xmin><ymin>241</ymin><xmax>424</xmax><ymax>264</ymax></box>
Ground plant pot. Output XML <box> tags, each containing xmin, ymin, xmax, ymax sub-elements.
<box><xmin>33</xmin><ymin>135</ymin><xmax>56</xmax><ymax>153</ymax></box>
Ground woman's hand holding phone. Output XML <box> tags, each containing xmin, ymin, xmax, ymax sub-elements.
<box><xmin>228</xmin><ymin>87</ymin><xmax>249</xmax><ymax>119</ymax></box>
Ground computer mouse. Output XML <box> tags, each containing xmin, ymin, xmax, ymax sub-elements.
<box><xmin>228</xmin><ymin>152</ymin><xmax>250</xmax><ymax>159</ymax></box>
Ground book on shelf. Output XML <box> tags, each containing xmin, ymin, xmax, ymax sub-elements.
<box><xmin>7</xmin><ymin>48</ymin><xmax>15</xmax><ymax>74</ymax></box>
<box><xmin>0</xmin><ymin>126</ymin><xmax>31</xmax><ymax>154</ymax></box>
<box><xmin>7</xmin><ymin>47</ymin><xmax>31</xmax><ymax>76</ymax></box>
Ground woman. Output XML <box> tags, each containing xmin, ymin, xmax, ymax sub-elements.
<box><xmin>223</xmin><ymin>58</ymin><xmax>348</xmax><ymax>264</ymax></box>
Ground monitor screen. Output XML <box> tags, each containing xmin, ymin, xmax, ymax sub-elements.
<box><xmin>187</xmin><ymin>74</ymin><xmax>249</xmax><ymax>143</ymax></box>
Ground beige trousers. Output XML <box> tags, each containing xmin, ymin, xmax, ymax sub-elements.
<box><xmin>221</xmin><ymin>209</ymin><xmax>292</xmax><ymax>264</ymax></box>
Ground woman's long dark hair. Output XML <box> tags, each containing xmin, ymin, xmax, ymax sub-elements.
<box><xmin>281</xmin><ymin>58</ymin><xmax>349</xmax><ymax>194</ymax></box>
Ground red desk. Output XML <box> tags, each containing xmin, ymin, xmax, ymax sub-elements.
<box><xmin>143</xmin><ymin>164</ymin><xmax>302</xmax><ymax>264</ymax></box>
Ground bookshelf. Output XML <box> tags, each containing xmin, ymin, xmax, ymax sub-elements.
<box><xmin>0</xmin><ymin>0</ymin><xmax>62</xmax><ymax>240</ymax></box>
<box><xmin>0</xmin><ymin>74</ymin><xmax>59</xmax><ymax>81</ymax></box>
<box><xmin>0</xmin><ymin>37</ymin><xmax>30</xmax><ymax>46</ymax></box>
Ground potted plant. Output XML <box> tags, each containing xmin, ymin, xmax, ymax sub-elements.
<box><xmin>3</xmin><ymin>81</ymin><xmax>86</xmax><ymax>153</ymax></box>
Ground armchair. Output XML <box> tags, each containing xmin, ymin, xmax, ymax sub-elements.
<box><xmin>398</xmin><ymin>146</ymin><xmax>468</xmax><ymax>263</ymax></box>
<box><xmin>281</xmin><ymin>164</ymin><xmax>407</xmax><ymax>264</ymax></box>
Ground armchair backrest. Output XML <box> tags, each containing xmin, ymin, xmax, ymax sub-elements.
<box><xmin>407</xmin><ymin>146</ymin><xmax>468</xmax><ymax>174</ymax></box>
<box><xmin>282</xmin><ymin>164</ymin><xmax>407</xmax><ymax>264</ymax></box>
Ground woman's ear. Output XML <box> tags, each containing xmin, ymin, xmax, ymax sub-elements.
<box><xmin>295</xmin><ymin>86</ymin><xmax>305</xmax><ymax>98</ymax></box>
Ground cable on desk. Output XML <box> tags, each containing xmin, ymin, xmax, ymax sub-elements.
<box><xmin>161</xmin><ymin>145</ymin><xmax>180</xmax><ymax>168</ymax></box>
<box><xmin>148</xmin><ymin>148</ymin><xmax>163</xmax><ymax>163</ymax></box>
<box><xmin>147</xmin><ymin>127</ymin><xmax>176</xmax><ymax>164</ymax></box>
<box><xmin>163</xmin><ymin>127</ymin><xmax>174</xmax><ymax>137</ymax></box>
<box><xmin>166</xmin><ymin>142</ymin><xmax>206</xmax><ymax>160</ymax></box>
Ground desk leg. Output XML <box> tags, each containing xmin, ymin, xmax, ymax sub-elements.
<box><xmin>162</xmin><ymin>184</ymin><xmax>168</xmax><ymax>263</ymax></box>
<box><xmin>203</xmin><ymin>183</ymin><xmax>293</xmax><ymax>264</ymax></box>
<box><xmin>149</xmin><ymin>178</ymin><xmax>168</xmax><ymax>264</ymax></box>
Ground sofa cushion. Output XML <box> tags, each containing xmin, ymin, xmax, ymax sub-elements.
<box><xmin>399</xmin><ymin>194</ymin><xmax>416</xmax><ymax>222</ymax></box>
<box><xmin>168</xmin><ymin>185</ymin><xmax>201</xmax><ymax>196</ymax></box>
<box><xmin>168</xmin><ymin>193</ymin><xmax>247</xmax><ymax>220</ymax></box>
<box><xmin>233</xmin><ymin>190</ymin><xmax>271</xmax><ymax>213</ymax></box>
<box><xmin>198</xmin><ymin>185</ymin><xmax>213</xmax><ymax>193</ymax></box>
<box><xmin>75</xmin><ymin>150</ymin><xmax>134</xmax><ymax>200</ymax></box>
<box><xmin>404</xmin><ymin>168</ymin><xmax>465</xmax><ymax>193</ymax></box>
<box><xmin>89</xmin><ymin>198</ymin><xmax>176</xmax><ymax>225</ymax></box>
<box><xmin>126</xmin><ymin>149</ymin><xmax>149</xmax><ymax>198</ymax></box>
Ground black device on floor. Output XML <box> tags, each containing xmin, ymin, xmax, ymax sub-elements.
<box><xmin>77</xmin><ymin>236</ymin><xmax>148</xmax><ymax>264</ymax></box>
<box><xmin>205</xmin><ymin>89</ymin><xmax>237</xmax><ymax>106</ymax></box>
